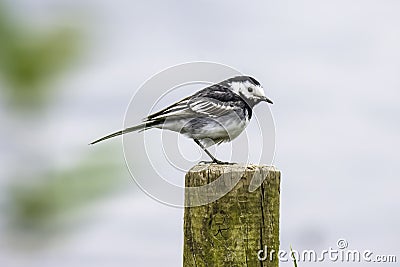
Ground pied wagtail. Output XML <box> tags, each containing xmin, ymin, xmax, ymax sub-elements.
<box><xmin>90</xmin><ymin>76</ymin><xmax>273</xmax><ymax>164</ymax></box>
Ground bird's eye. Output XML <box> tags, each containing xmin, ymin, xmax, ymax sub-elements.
<box><xmin>248</xmin><ymin>87</ymin><xmax>253</xmax><ymax>93</ymax></box>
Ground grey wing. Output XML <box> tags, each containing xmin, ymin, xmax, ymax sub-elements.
<box><xmin>143</xmin><ymin>96</ymin><xmax>191</xmax><ymax>121</ymax></box>
<box><xmin>187</xmin><ymin>97</ymin><xmax>239</xmax><ymax>117</ymax></box>
<box><xmin>144</xmin><ymin>95</ymin><xmax>239</xmax><ymax>121</ymax></box>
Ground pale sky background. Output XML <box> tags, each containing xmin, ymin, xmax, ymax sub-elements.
<box><xmin>0</xmin><ymin>0</ymin><xmax>399</xmax><ymax>266</ymax></box>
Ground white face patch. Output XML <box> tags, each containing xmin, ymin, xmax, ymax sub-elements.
<box><xmin>230</xmin><ymin>81</ymin><xmax>266</xmax><ymax>101</ymax></box>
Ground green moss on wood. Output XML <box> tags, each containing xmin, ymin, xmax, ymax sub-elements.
<box><xmin>184</xmin><ymin>164</ymin><xmax>280</xmax><ymax>267</ymax></box>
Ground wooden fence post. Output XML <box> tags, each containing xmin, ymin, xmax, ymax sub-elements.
<box><xmin>183</xmin><ymin>164</ymin><xmax>281</xmax><ymax>267</ymax></box>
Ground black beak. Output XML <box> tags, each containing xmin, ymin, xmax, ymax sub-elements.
<box><xmin>261</xmin><ymin>96</ymin><xmax>273</xmax><ymax>104</ymax></box>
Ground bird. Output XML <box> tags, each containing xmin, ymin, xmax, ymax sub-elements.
<box><xmin>90</xmin><ymin>75</ymin><xmax>273</xmax><ymax>164</ymax></box>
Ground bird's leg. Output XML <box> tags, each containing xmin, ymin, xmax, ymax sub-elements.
<box><xmin>193</xmin><ymin>139</ymin><xmax>217</xmax><ymax>162</ymax></box>
<box><xmin>193</xmin><ymin>139</ymin><xmax>234</xmax><ymax>165</ymax></box>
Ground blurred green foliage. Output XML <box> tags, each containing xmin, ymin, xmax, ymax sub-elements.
<box><xmin>0</xmin><ymin>3</ymin><xmax>80</xmax><ymax>109</ymax></box>
<box><xmin>7</xmin><ymin>148</ymin><xmax>126</xmax><ymax>231</ymax></box>
<box><xmin>0</xmin><ymin>3</ymin><xmax>129</xmax><ymax>239</ymax></box>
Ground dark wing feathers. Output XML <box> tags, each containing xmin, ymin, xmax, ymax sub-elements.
<box><xmin>188</xmin><ymin>97</ymin><xmax>237</xmax><ymax>117</ymax></box>
<box><xmin>144</xmin><ymin>83</ymin><xmax>247</xmax><ymax>121</ymax></box>
<box><xmin>144</xmin><ymin>96</ymin><xmax>190</xmax><ymax>121</ymax></box>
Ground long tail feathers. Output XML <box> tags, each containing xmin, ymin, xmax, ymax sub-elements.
<box><xmin>89</xmin><ymin>123</ymin><xmax>147</xmax><ymax>145</ymax></box>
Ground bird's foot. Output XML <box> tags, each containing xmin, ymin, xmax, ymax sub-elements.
<box><xmin>214</xmin><ymin>159</ymin><xmax>236</xmax><ymax>165</ymax></box>
<box><xmin>199</xmin><ymin>159</ymin><xmax>236</xmax><ymax>165</ymax></box>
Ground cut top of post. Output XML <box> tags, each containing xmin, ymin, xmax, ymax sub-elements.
<box><xmin>184</xmin><ymin>164</ymin><xmax>280</xmax><ymax>207</ymax></box>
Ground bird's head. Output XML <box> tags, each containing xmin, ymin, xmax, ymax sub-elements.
<box><xmin>227</xmin><ymin>76</ymin><xmax>273</xmax><ymax>107</ymax></box>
